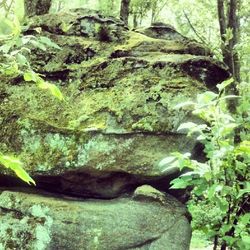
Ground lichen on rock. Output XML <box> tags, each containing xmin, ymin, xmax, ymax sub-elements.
<box><xmin>0</xmin><ymin>190</ymin><xmax>191</xmax><ymax>250</ymax></box>
<box><xmin>0</xmin><ymin>9</ymin><xmax>229</xmax><ymax>199</ymax></box>
<box><xmin>0</xmin><ymin>9</ymin><xmax>231</xmax><ymax>250</ymax></box>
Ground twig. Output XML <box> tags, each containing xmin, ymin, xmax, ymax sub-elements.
<box><xmin>4</xmin><ymin>0</ymin><xmax>14</xmax><ymax>18</ymax></box>
<box><xmin>153</xmin><ymin>0</ymin><xmax>168</xmax><ymax>22</ymax></box>
<box><xmin>183</xmin><ymin>10</ymin><xmax>208</xmax><ymax>45</ymax></box>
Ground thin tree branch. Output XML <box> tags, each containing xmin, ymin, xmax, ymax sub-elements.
<box><xmin>5</xmin><ymin>0</ymin><xmax>14</xmax><ymax>18</ymax></box>
<box><xmin>183</xmin><ymin>10</ymin><xmax>208</xmax><ymax>45</ymax></box>
<box><xmin>152</xmin><ymin>0</ymin><xmax>168</xmax><ymax>23</ymax></box>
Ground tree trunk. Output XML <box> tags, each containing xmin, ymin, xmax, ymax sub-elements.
<box><xmin>227</xmin><ymin>0</ymin><xmax>240</xmax><ymax>83</ymax></box>
<box><xmin>24</xmin><ymin>0</ymin><xmax>52</xmax><ymax>17</ymax></box>
<box><xmin>120</xmin><ymin>0</ymin><xmax>130</xmax><ymax>26</ymax></box>
<box><xmin>133</xmin><ymin>13</ymin><xmax>138</xmax><ymax>28</ymax></box>
<box><xmin>151</xmin><ymin>2</ymin><xmax>157</xmax><ymax>24</ymax></box>
<box><xmin>151</xmin><ymin>8</ymin><xmax>156</xmax><ymax>24</ymax></box>
<box><xmin>217</xmin><ymin>0</ymin><xmax>241</xmax><ymax>113</ymax></box>
<box><xmin>217</xmin><ymin>0</ymin><xmax>240</xmax><ymax>82</ymax></box>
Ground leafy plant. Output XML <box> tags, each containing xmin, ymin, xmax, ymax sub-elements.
<box><xmin>160</xmin><ymin>80</ymin><xmax>250</xmax><ymax>249</ymax></box>
<box><xmin>0</xmin><ymin>14</ymin><xmax>64</xmax><ymax>184</ymax></box>
<box><xmin>0</xmin><ymin>154</ymin><xmax>35</xmax><ymax>185</ymax></box>
<box><xmin>0</xmin><ymin>15</ymin><xmax>63</xmax><ymax>100</ymax></box>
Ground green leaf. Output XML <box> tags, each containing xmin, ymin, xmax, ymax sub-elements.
<box><xmin>21</xmin><ymin>35</ymin><xmax>34</xmax><ymax>45</ymax></box>
<box><xmin>23</xmin><ymin>71</ymin><xmax>38</xmax><ymax>82</ymax></box>
<box><xmin>216</xmin><ymin>78</ymin><xmax>234</xmax><ymax>92</ymax></box>
<box><xmin>197</xmin><ymin>91</ymin><xmax>218</xmax><ymax>105</ymax></box>
<box><xmin>11</xmin><ymin>164</ymin><xmax>36</xmax><ymax>186</ymax></box>
<box><xmin>38</xmin><ymin>80</ymin><xmax>64</xmax><ymax>100</ymax></box>
<box><xmin>242</xmin><ymin>235</ymin><xmax>250</xmax><ymax>245</ymax></box>
<box><xmin>240</xmin><ymin>213</ymin><xmax>250</xmax><ymax>225</ymax></box>
<box><xmin>59</xmin><ymin>22</ymin><xmax>73</xmax><ymax>33</ymax></box>
<box><xmin>158</xmin><ymin>156</ymin><xmax>179</xmax><ymax>175</ymax></box>
<box><xmin>158</xmin><ymin>156</ymin><xmax>176</xmax><ymax>167</ymax></box>
<box><xmin>215</xmin><ymin>197</ymin><xmax>228</xmax><ymax>213</ymax></box>
<box><xmin>12</xmin><ymin>16</ymin><xmax>21</xmax><ymax>37</ymax></box>
<box><xmin>218</xmin><ymin>123</ymin><xmax>238</xmax><ymax>137</ymax></box>
<box><xmin>220</xmin><ymin>224</ymin><xmax>232</xmax><ymax>234</ymax></box>
<box><xmin>0</xmin><ymin>44</ymin><xmax>12</xmax><ymax>53</ymax></box>
<box><xmin>16</xmin><ymin>53</ymin><xmax>28</xmax><ymax>66</ymax></box>
<box><xmin>177</xmin><ymin>122</ymin><xmax>198</xmax><ymax>132</ymax></box>
<box><xmin>237</xmin><ymin>184</ymin><xmax>250</xmax><ymax>199</ymax></box>
<box><xmin>39</xmin><ymin>36</ymin><xmax>61</xmax><ymax>50</ymax></box>
<box><xmin>193</xmin><ymin>180</ymin><xmax>208</xmax><ymax>196</ymax></box>
<box><xmin>0</xmin><ymin>155</ymin><xmax>35</xmax><ymax>185</ymax></box>
<box><xmin>0</xmin><ymin>17</ymin><xmax>16</xmax><ymax>37</ymax></box>
<box><xmin>222</xmin><ymin>235</ymin><xmax>236</xmax><ymax>246</ymax></box>
<box><xmin>207</xmin><ymin>184</ymin><xmax>217</xmax><ymax>200</ymax></box>
<box><xmin>170</xmin><ymin>176</ymin><xmax>192</xmax><ymax>189</ymax></box>
<box><xmin>236</xmin><ymin>141</ymin><xmax>250</xmax><ymax>154</ymax></box>
<box><xmin>30</xmin><ymin>40</ymin><xmax>47</xmax><ymax>51</ymax></box>
<box><xmin>177</xmin><ymin>122</ymin><xmax>208</xmax><ymax>138</ymax></box>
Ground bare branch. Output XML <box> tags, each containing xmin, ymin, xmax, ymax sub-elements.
<box><xmin>183</xmin><ymin>10</ymin><xmax>208</xmax><ymax>45</ymax></box>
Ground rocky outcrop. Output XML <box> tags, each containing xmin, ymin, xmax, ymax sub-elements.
<box><xmin>0</xmin><ymin>189</ymin><xmax>191</xmax><ymax>250</ymax></box>
<box><xmin>0</xmin><ymin>9</ymin><xmax>229</xmax><ymax>249</ymax></box>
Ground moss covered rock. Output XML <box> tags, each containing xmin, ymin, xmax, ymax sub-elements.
<box><xmin>0</xmin><ymin>9</ymin><xmax>229</xmax><ymax>198</ymax></box>
<box><xmin>0</xmin><ymin>190</ymin><xmax>191</xmax><ymax>250</ymax></box>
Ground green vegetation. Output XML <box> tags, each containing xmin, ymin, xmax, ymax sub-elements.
<box><xmin>0</xmin><ymin>1</ymin><xmax>63</xmax><ymax>184</ymax></box>
<box><xmin>0</xmin><ymin>1</ymin><xmax>249</xmax><ymax>249</ymax></box>
<box><xmin>163</xmin><ymin>81</ymin><xmax>249</xmax><ymax>249</ymax></box>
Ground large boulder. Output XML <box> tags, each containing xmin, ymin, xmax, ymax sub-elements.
<box><xmin>0</xmin><ymin>188</ymin><xmax>191</xmax><ymax>250</ymax></box>
<box><xmin>0</xmin><ymin>9</ymin><xmax>229</xmax><ymax>199</ymax></box>
<box><xmin>0</xmin><ymin>9</ymin><xmax>231</xmax><ymax>250</ymax></box>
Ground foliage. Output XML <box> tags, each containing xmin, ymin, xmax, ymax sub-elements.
<box><xmin>98</xmin><ymin>0</ymin><xmax>120</xmax><ymax>16</ymax></box>
<box><xmin>0</xmin><ymin>10</ymin><xmax>63</xmax><ymax>184</ymax></box>
<box><xmin>0</xmin><ymin>154</ymin><xmax>35</xmax><ymax>185</ymax></box>
<box><xmin>0</xmin><ymin>1</ymin><xmax>249</xmax><ymax>248</ymax></box>
<box><xmin>130</xmin><ymin>0</ymin><xmax>152</xmax><ymax>27</ymax></box>
<box><xmin>160</xmin><ymin>80</ymin><xmax>250</xmax><ymax>249</ymax></box>
<box><xmin>0</xmin><ymin>16</ymin><xmax>63</xmax><ymax>98</ymax></box>
<box><xmin>130</xmin><ymin>0</ymin><xmax>167</xmax><ymax>27</ymax></box>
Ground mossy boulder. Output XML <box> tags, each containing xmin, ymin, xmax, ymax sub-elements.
<box><xmin>0</xmin><ymin>9</ymin><xmax>229</xmax><ymax>198</ymax></box>
<box><xmin>0</xmin><ymin>190</ymin><xmax>191</xmax><ymax>250</ymax></box>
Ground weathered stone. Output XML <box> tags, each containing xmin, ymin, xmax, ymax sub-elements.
<box><xmin>26</xmin><ymin>9</ymin><xmax>127</xmax><ymax>41</ymax></box>
<box><xmin>133</xmin><ymin>184</ymin><xmax>167</xmax><ymax>204</ymax></box>
<box><xmin>0</xmin><ymin>10</ymin><xmax>229</xmax><ymax>199</ymax></box>
<box><xmin>136</xmin><ymin>22</ymin><xmax>188</xmax><ymax>41</ymax></box>
<box><xmin>0</xmin><ymin>190</ymin><xmax>191</xmax><ymax>250</ymax></box>
<box><xmin>135</xmin><ymin>23</ymin><xmax>212</xmax><ymax>57</ymax></box>
<box><xmin>24</xmin><ymin>0</ymin><xmax>52</xmax><ymax>17</ymax></box>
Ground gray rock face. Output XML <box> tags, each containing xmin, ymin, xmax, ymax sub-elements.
<box><xmin>0</xmin><ymin>10</ymin><xmax>230</xmax><ymax>249</ymax></box>
<box><xmin>0</xmin><ymin>10</ymin><xmax>229</xmax><ymax>198</ymax></box>
<box><xmin>0</xmin><ymin>190</ymin><xmax>191</xmax><ymax>250</ymax></box>
<box><xmin>136</xmin><ymin>22</ymin><xmax>188</xmax><ymax>42</ymax></box>
<box><xmin>24</xmin><ymin>0</ymin><xmax>52</xmax><ymax>17</ymax></box>
<box><xmin>28</xmin><ymin>9</ymin><xmax>127</xmax><ymax>41</ymax></box>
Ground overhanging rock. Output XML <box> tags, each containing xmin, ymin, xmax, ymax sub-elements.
<box><xmin>0</xmin><ymin>9</ymin><xmax>230</xmax><ymax>250</ymax></box>
<box><xmin>0</xmin><ymin>9</ymin><xmax>230</xmax><ymax>197</ymax></box>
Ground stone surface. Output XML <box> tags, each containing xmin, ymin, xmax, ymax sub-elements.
<box><xmin>0</xmin><ymin>9</ymin><xmax>231</xmax><ymax>250</ymax></box>
<box><xmin>133</xmin><ymin>184</ymin><xmax>167</xmax><ymax>204</ymax></box>
<box><xmin>0</xmin><ymin>9</ymin><xmax>229</xmax><ymax>198</ymax></box>
<box><xmin>0</xmin><ymin>190</ymin><xmax>191</xmax><ymax>250</ymax></box>
<box><xmin>27</xmin><ymin>9</ymin><xmax>127</xmax><ymax>41</ymax></box>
